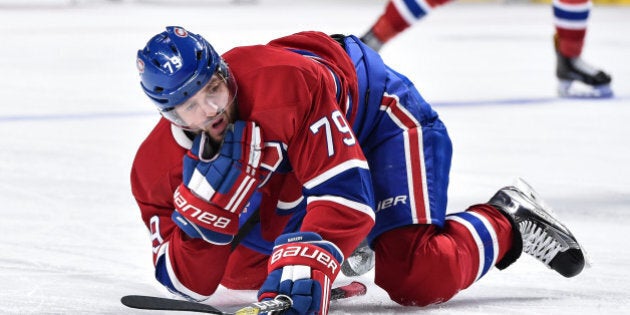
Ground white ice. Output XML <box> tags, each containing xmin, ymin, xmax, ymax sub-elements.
<box><xmin>1</xmin><ymin>0</ymin><xmax>629</xmax><ymax>314</ymax></box>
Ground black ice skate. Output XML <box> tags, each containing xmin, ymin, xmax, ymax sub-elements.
<box><xmin>341</xmin><ymin>239</ymin><xmax>375</xmax><ymax>277</ymax></box>
<box><xmin>556</xmin><ymin>38</ymin><xmax>613</xmax><ymax>98</ymax></box>
<box><xmin>489</xmin><ymin>178</ymin><xmax>588</xmax><ymax>278</ymax></box>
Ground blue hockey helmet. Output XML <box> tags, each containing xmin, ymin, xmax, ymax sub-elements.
<box><xmin>137</xmin><ymin>26</ymin><xmax>235</xmax><ymax>127</ymax></box>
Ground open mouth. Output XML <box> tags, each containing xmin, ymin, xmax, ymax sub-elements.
<box><xmin>211</xmin><ymin>115</ymin><xmax>225</xmax><ymax>129</ymax></box>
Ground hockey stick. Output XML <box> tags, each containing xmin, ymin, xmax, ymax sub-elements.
<box><xmin>121</xmin><ymin>281</ymin><xmax>367</xmax><ymax>314</ymax></box>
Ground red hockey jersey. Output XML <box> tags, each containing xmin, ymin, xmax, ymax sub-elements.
<box><xmin>131</xmin><ymin>31</ymin><xmax>375</xmax><ymax>300</ymax></box>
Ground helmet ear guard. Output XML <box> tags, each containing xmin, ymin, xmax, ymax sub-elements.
<box><xmin>137</xmin><ymin>26</ymin><xmax>234</xmax><ymax>128</ymax></box>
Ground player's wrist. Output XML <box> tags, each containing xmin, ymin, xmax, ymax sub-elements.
<box><xmin>171</xmin><ymin>211</ymin><xmax>234</xmax><ymax>245</ymax></box>
<box><xmin>268</xmin><ymin>232</ymin><xmax>343</xmax><ymax>279</ymax></box>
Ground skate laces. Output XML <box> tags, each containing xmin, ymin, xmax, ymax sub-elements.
<box><xmin>347</xmin><ymin>247</ymin><xmax>373</xmax><ymax>268</ymax></box>
<box><xmin>342</xmin><ymin>245</ymin><xmax>375</xmax><ymax>277</ymax></box>
<box><xmin>571</xmin><ymin>58</ymin><xmax>599</xmax><ymax>76</ymax></box>
<box><xmin>520</xmin><ymin>221</ymin><xmax>563</xmax><ymax>265</ymax></box>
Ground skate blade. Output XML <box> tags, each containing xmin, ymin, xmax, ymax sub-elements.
<box><xmin>558</xmin><ymin>80</ymin><xmax>613</xmax><ymax>99</ymax></box>
<box><xmin>512</xmin><ymin>178</ymin><xmax>553</xmax><ymax>213</ymax></box>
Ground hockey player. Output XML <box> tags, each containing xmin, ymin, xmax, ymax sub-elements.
<box><xmin>361</xmin><ymin>0</ymin><xmax>612</xmax><ymax>98</ymax></box>
<box><xmin>132</xmin><ymin>26</ymin><xmax>588</xmax><ymax>314</ymax></box>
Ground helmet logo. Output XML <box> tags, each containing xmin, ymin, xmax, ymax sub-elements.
<box><xmin>136</xmin><ymin>58</ymin><xmax>145</xmax><ymax>74</ymax></box>
<box><xmin>173</xmin><ymin>27</ymin><xmax>188</xmax><ymax>38</ymax></box>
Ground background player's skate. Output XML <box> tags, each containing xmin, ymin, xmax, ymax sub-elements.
<box><xmin>555</xmin><ymin>36</ymin><xmax>613</xmax><ymax>98</ymax></box>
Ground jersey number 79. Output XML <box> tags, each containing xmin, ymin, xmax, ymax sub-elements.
<box><xmin>309</xmin><ymin>110</ymin><xmax>356</xmax><ymax>157</ymax></box>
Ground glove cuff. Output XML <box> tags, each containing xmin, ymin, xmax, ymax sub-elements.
<box><xmin>174</xmin><ymin>184</ymin><xmax>239</xmax><ymax>235</ymax></box>
<box><xmin>171</xmin><ymin>211</ymin><xmax>234</xmax><ymax>245</ymax></box>
<box><xmin>268</xmin><ymin>243</ymin><xmax>342</xmax><ymax>281</ymax></box>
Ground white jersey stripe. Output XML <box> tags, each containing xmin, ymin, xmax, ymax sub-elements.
<box><xmin>469</xmin><ymin>211</ymin><xmax>499</xmax><ymax>267</ymax></box>
<box><xmin>303</xmin><ymin>159</ymin><xmax>370</xmax><ymax>190</ymax></box>
<box><xmin>380</xmin><ymin>93</ymin><xmax>430</xmax><ymax>224</ymax></box>
<box><xmin>447</xmin><ymin>215</ymin><xmax>486</xmax><ymax>281</ymax></box>
<box><xmin>162</xmin><ymin>242</ymin><xmax>211</xmax><ymax>301</ymax></box>
<box><xmin>277</xmin><ymin>196</ymin><xmax>305</xmax><ymax>210</ymax></box>
<box><xmin>308</xmin><ymin>195</ymin><xmax>376</xmax><ymax>221</ymax></box>
<box><xmin>554</xmin><ymin>18</ymin><xmax>588</xmax><ymax>30</ymax></box>
<box><xmin>446</xmin><ymin>213</ymin><xmax>499</xmax><ymax>282</ymax></box>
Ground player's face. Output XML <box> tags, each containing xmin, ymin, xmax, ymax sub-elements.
<box><xmin>202</xmin><ymin>97</ymin><xmax>237</xmax><ymax>145</ymax></box>
<box><xmin>173</xmin><ymin>73</ymin><xmax>236</xmax><ymax>138</ymax></box>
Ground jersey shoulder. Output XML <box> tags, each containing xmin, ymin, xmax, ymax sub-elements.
<box><xmin>131</xmin><ymin>118</ymin><xmax>188</xmax><ymax>205</ymax></box>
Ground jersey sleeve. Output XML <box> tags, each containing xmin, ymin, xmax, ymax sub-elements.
<box><xmin>225</xmin><ymin>45</ymin><xmax>375</xmax><ymax>256</ymax></box>
<box><xmin>287</xmin><ymin>67</ymin><xmax>375</xmax><ymax>256</ymax></box>
<box><xmin>130</xmin><ymin>119</ymin><xmax>231</xmax><ymax>301</ymax></box>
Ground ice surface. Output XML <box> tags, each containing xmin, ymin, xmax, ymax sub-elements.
<box><xmin>1</xmin><ymin>0</ymin><xmax>629</xmax><ymax>314</ymax></box>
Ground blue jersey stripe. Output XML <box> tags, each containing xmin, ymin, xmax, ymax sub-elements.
<box><xmin>553</xmin><ymin>7</ymin><xmax>590</xmax><ymax>21</ymax></box>
<box><xmin>451</xmin><ymin>212</ymin><xmax>496</xmax><ymax>279</ymax></box>
<box><xmin>155</xmin><ymin>255</ymin><xmax>193</xmax><ymax>299</ymax></box>
<box><xmin>402</xmin><ymin>0</ymin><xmax>428</xmax><ymax>19</ymax></box>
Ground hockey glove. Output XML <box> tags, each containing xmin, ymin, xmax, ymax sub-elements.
<box><xmin>258</xmin><ymin>232</ymin><xmax>344</xmax><ymax>315</ymax></box>
<box><xmin>173</xmin><ymin>121</ymin><xmax>269</xmax><ymax>245</ymax></box>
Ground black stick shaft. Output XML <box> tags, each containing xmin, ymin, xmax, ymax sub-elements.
<box><xmin>121</xmin><ymin>281</ymin><xmax>367</xmax><ymax>314</ymax></box>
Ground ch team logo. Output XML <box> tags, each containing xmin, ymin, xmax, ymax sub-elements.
<box><xmin>136</xmin><ymin>58</ymin><xmax>144</xmax><ymax>74</ymax></box>
<box><xmin>173</xmin><ymin>27</ymin><xmax>188</xmax><ymax>38</ymax></box>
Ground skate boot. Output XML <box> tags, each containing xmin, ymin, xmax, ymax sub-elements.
<box><xmin>489</xmin><ymin>178</ymin><xmax>588</xmax><ymax>277</ymax></box>
<box><xmin>360</xmin><ymin>29</ymin><xmax>384</xmax><ymax>52</ymax></box>
<box><xmin>555</xmin><ymin>37</ymin><xmax>613</xmax><ymax>98</ymax></box>
<box><xmin>341</xmin><ymin>239</ymin><xmax>375</xmax><ymax>277</ymax></box>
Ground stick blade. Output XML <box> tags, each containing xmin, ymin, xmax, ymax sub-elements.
<box><xmin>121</xmin><ymin>295</ymin><xmax>223</xmax><ymax>314</ymax></box>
